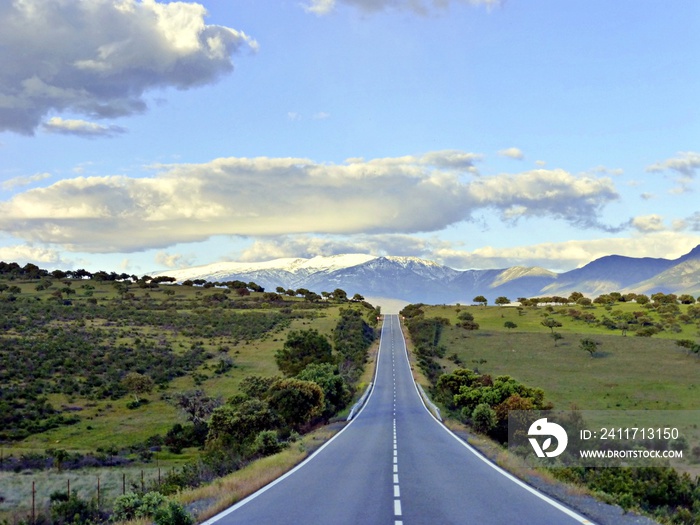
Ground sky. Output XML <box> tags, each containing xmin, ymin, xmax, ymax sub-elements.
<box><xmin>0</xmin><ymin>0</ymin><xmax>699</xmax><ymax>275</ymax></box>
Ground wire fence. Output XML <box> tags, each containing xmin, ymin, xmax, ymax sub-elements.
<box><xmin>0</xmin><ymin>467</ymin><xmax>169</xmax><ymax>521</ymax></box>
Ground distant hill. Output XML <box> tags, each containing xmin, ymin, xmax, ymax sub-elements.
<box><xmin>155</xmin><ymin>245</ymin><xmax>700</xmax><ymax>304</ymax></box>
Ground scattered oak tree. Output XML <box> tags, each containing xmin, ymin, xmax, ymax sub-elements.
<box><xmin>275</xmin><ymin>329</ymin><xmax>334</xmax><ymax>377</ymax></box>
<box><xmin>579</xmin><ymin>337</ymin><xmax>599</xmax><ymax>357</ymax></box>
<box><xmin>121</xmin><ymin>372</ymin><xmax>154</xmax><ymax>403</ymax></box>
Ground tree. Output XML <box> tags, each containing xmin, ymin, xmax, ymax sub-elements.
<box><xmin>207</xmin><ymin>399</ymin><xmax>277</xmax><ymax>446</ymax></box>
<box><xmin>473</xmin><ymin>295</ymin><xmax>488</xmax><ymax>306</ymax></box>
<box><xmin>248</xmin><ymin>282</ymin><xmax>264</xmax><ymax>293</ymax></box>
<box><xmin>275</xmin><ymin>329</ymin><xmax>334</xmax><ymax>376</ymax></box>
<box><xmin>495</xmin><ymin>296</ymin><xmax>510</xmax><ymax>306</ymax></box>
<box><xmin>579</xmin><ymin>337</ymin><xmax>599</xmax><ymax>357</ymax></box>
<box><xmin>541</xmin><ymin>317</ymin><xmax>562</xmax><ymax>333</ymax></box>
<box><xmin>504</xmin><ymin>321</ymin><xmax>517</xmax><ymax>331</ymax></box>
<box><xmin>266</xmin><ymin>378</ymin><xmax>324</xmax><ymax>430</ymax></box>
<box><xmin>678</xmin><ymin>294</ymin><xmax>696</xmax><ymax>304</ymax></box>
<box><xmin>635</xmin><ymin>294</ymin><xmax>650</xmax><ymax>305</ymax></box>
<box><xmin>174</xmin><ymin>390</ymin><xmax>222</xmax><ymax>425</ymax></box>
<box><xmin>121</xmin><ymin>372</ymin><xmax>154</xmax><ymax>402</ymax></box>
<box><xmin>550</xmin><ymin>332</ymin><xmax>563</xmax><ymax>347</ymax></box>
<box><xmin>332</xmin><ymin>288</ymin><xmax>348</xmax><ymax>302</ymax></box>
<box><xmin>617</xmin><ymin>320</ymin><xmax>630</xmax><ymax>336</ymax></box>
<box><xmin>576</xmin><ymin>297</ymin><xmax>593</xmax><ymax>308</ymax></box>
<box><xmin>297</xmin><ymin>363</ymin><xmax>351</xmax><ymax>419</ymax></box>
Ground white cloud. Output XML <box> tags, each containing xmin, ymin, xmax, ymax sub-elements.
<box><xmin>304</xmin><ymin>0</ymin><xmax>502</xmax><ymax>15</ymax></box>
<box><xmin>0</xmin><ymin>0</ymin><xmax>257</xmax><ymax>135</ymax></box>
<box><xmin>155</xmin><ymin>251</ymin><xmax>195</xmax><ymax>269</ymax></box>
<box><xmin>0</xmin><ymin>151</ymin><xmax>621</xmax><ymax>253</ymax></box>
<box><xmin>683</xmin><ymin>212</ymin><xmax>700</xmax><ymax>232</ymax></box>
<box><xmin>497</xmin><ymin>147</ymin><xmax>524</xmax><ymax>160</ymax></box>
<box><xmin>646</xmin><ymin>151</ymin><xmax>700</xmax><ymax>178</ymax></box>
<box><xmin>42</xmin><ymin>117</ymin><xmax>126</xmax><ymax>138</ymax></box>
<box><xmin>631</xmin><ymin>214</ymin><xmax>665</xmax><ymax>233</ymax></box>
<box><xmin>433</xmin><ymin>232</ymin><xmax>700</xmax><ymax>271</ymax></box>
<box><xmin>239</xmin><ymin>231</ymin><xmax>700</xmax><ymax>272</ymax></box>
<box><xmin>1</xmin><ymin>172</ymin><xmax>51</xmax><ymax>191</ymax></box>
<box><xmin>0</xmin><ymin>244</ymin><xmax>68</xmax><ymax>265</ymax></box>
<box><xmin>467</xmin><ymin>169</ymin><xmax>620</xmax><ymax>230</ymax></box>
<box><xmin>238</xmin><ymin>234</ymin><xmax>446</xmax><ymax>262</ymax></box>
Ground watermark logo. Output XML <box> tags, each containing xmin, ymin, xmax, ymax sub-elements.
<box><xmin>527</xmin><ymin>418</ymin><xmax>568</xmax><ymax>458</ymax></box>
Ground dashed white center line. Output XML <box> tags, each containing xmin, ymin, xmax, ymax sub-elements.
<box><xmin>392</xmin><ymin>330</ymin><xmax>403</xmax><ymax>523</ymax></box>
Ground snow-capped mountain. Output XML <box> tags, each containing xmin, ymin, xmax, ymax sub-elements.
<box><xmin>154</xmin><ymin>246</ymin><xmax>700</xmax><ymax>305</ymax></box>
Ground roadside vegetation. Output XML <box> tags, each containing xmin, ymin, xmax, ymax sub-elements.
<box><xmin>0</xmin><ymin>262</ymin><xmax>379</xmax><ymax>524</ymax></box>
<box><xmin>401</xmin><ymin>292</ymin><xmax>700</xmax><ymax>525</ymax></box>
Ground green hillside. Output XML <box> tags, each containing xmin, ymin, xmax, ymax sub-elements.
<box><xmin>0</xmin><ymin>264</ymin><xmax>379</xmax><ymax>520</ymax></box>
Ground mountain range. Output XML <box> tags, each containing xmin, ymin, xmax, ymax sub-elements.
<box><xmin>155</xmin><ymin>245</ymin><xmax>700</xmax><ymax>307</ymax></box>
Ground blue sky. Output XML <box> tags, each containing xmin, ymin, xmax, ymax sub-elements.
<box><xmin>0</xmin><ymin>0</ymin><xmax>698</xmax><ymax>274</ymax></box>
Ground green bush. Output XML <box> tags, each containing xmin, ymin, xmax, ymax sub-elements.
<box><xmin>471</xmin><ymin>403</ymin><xmax>497</xmax><ymax>433</ymax></box>
<box><xmin>112</xmin><ymin>491</ymin><xmax>166</xmax><ymax>521</ymax></box>
<box><xmin>154</xmin><ymin>501</ymin><xmax>194</xmax><ymax>525</ymax></box>
<box><xmin>49</xmin><ymin>491</ymin><xmax>100</xmax><ymax>525</ymax></box>
<box><xmin>254</xmin><ymin>430</ymin><xmax>285</xmax><ymax>456</ymax></box>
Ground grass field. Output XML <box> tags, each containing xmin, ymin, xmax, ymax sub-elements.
<box><xmin>0</xmin><ymin>273</ymin><xmax>378</xmax><ymax>519</ymax></box>
<box><xmin>418</xmin><ymin>303</ymin><xmax>700</xmax><ymax>411</ymax></box>
<box><xmin>412</xmin><ymin>302</ymin><xmax>700</xmax><ymax>476</ymax></box>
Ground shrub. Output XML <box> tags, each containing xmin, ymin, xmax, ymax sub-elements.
<box><xmin>154</xmin><ymin>501</ymin><xmax>194</xmax><ymax>525</ymax></box>
<box><xmin>112</xmin><ymin>491</ymin><xmax>167</xmax><ymax>521</ymax></box>
<box><xmin>254</xmin><ymin>430</ymin><xmax>285</xmax><ymax>456</ymax></box>
<box><xmin>50</xmin><ymin>491</ymin><xmax>100</xmax><ymax>525</ymax></box>
<box><xmin>471</xmin><ymin>403</ymin><xmax>497</xmax><ymax>433</ymax></box>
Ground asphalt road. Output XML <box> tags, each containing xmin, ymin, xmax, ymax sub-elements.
<box><xmin>204</xmin><ymin>314</ymin><xmax>594</xmax><ymax>525</ymax></box>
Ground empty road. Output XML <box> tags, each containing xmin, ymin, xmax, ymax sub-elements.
<box><xmin>204</xmin><ymin>314</ymin><xmax>593</xmax><ymax>524</ymax></box>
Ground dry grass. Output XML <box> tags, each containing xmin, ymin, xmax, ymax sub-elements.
<box><xmin>442</xmin><ymin>418</ymin><xmax>595</xmax><ymax>500</ymax></box>
<box><xmin>172</xmin><ymin>425</ymin><xmax>341</xmax><ymax>523</ymax></box>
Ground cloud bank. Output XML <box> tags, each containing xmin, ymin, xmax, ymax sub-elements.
<box><xmin>42</xmin><ymin>117</ymin><xmax>126</xmax><ymax>138</ymax></box>
<box><xmin>0</xmin><ymin>0</ymin><xmax>257</xmax><ymax>134</ymax></box>
<box><xmin>646</xmin><ymin>152</ymin><xmax>700</xmax><ymax>178</ymax></box>
<box><xmin>0</xmin><ymin>150</ymin><xmax>620</xmax><ymax>253</ymax></box>
<box><xmin>433</xmin><ymin>232</ymin><xmax>700</xmax><ymax>271</ymax></box>
<box><xmin>304</xmin><ymin>0</ymin><xmax>502</xmax><ymax>15</ymax></box>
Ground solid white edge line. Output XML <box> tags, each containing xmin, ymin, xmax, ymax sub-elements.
<box><xmin>394</xmin><ymin>314</ymin><xmax>595</xmax><ymax>525</ymax></box>
<box><xmin>200</xmin><ymin>316</ymin><xmax>390</xmax><ymax>525</ymax></box>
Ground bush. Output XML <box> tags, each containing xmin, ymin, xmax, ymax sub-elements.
<box><xmin>254</xmin><ymin>430</ymin><xmax>285</xmax><ymax>456</ymax></box>
<box><xmin>297</xmin><ymin>363</ymin><xmax>352</xmax><ymax>419</ymax></box>
<box><xmin>112</xmin><ymin>491</ymin><xmax>166</xmax><ymax>521</ymax></box>
<box><xmin>471</xmin><ymin>403</ymin><xmax>497</xmax><ymax>433</ymax></box>
<box><xmin>50</xmin><ymin>492</ymin><xmax>101</xmax><ymax>525</ymax></box>
<box><xmin>154</xmin><ymin>501</ymin><xmax>194</xmax><ymax>525</ymax></box>
<box><xmin>266</xmin><ymin>378</ymin><xmax>324</xmax><ymax>430</ymax></box>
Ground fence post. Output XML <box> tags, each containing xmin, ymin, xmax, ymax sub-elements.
<box><xmin>141</xmin><ymin>470</ymin><xmax>144</xmax><ymax>493</ymax></box>
<box><xmin>123</xmin><ymin>473</ymin><xmax>126</xmax><ymax>495</ymax></box>
<box><xmin>31</xmin><ymin>480</ymin><xmax>36</xmax><ymax>524</ymax></box>
<box><xmin>67</xmin><ymin>478</ymin><xmax>70</xmax><ymax>497</ymax></box>
<box><xmin>97</xmin><ymin>477</ymin><xmax>100</xmax><ymax>510</ymax></box>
